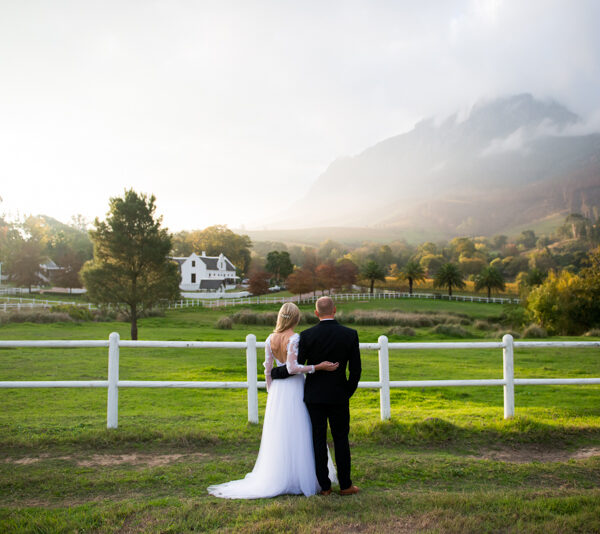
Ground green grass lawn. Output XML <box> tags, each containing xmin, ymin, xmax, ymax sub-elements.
<box><xmin>1</xmin><ymin>300</ymin><xmax>599</xmax><ymax>532</ymax></box>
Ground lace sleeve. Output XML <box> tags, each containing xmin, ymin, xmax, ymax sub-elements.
<box><xmin>263</xmin><ymin>335</ymin><xmax>274</xmax><ymax>391</ymax></box>
<box><xmin>286</xmin><ymin>334</ymin><xmax>315</xmax><ymax>375</ymax></box>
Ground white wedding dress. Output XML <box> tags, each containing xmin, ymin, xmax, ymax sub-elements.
<box><xmin>208</xmin><ymin>333</ymin><xmax>336</xmax><ymax>499</ymax></box>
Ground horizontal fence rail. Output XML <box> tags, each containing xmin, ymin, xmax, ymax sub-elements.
<box><xmin>0</xmin><ymin>335</ymin><xmax>598</xmax><ymax>428</ymax></box>
<box><xmin>0</xmin><ymin>296</ymin><xmax>95</xmax><ymax>311</ymax></box>
<box><xmin>171</xmin><ymin>291</ymin><xmax>520</xmax><ymax>309</ymax></box>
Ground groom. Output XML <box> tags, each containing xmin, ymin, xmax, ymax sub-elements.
<box><xmin>270</xmin><ymin>296</ymin><xmax>361</xmax><ymax>495</ymax></box>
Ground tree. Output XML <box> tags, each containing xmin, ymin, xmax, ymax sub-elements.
<box><xmin>172</xmin><ymin>225</ymin><xmax>252</xmax><ymax>276</ymax></box>
<box><xmin>360</xmin><ymin>260</ymin><xmax>386</xmax><ymax>294</ymax></box>
<box><xmin>7</xmin><ymin>239</ymin><xmax>46</xmax><ymax>291</ymax></box>
<box><xmin>474</xmin><ymin>266</ymin><xmax>505</xmax><ymax>299</ymax></box>
<box><xmin>433</xmin><ymin>263</ymin><xmax>465</xmax><ymax>297</ymax></box>
<box><xmin>265</xmin><ymin>251</ymin><xmax>294</xmax><ymax>284</ymax></box>
<box><xmin>335</xmin><ymin>258</ymin><xmax>358</xmax><ymax>290</ymax></box>
<box><xmin>399</xmin><ymin>260</ymin><xmax>425</xmax><ymax>295</ymax></box>
<box><xmin>286</xmin><ymin>268</ymin><xmax>315</xmax><ymax>295</ymax></box>
<box><xmin>248</xmin><ymin>270</ymin><xmax>270</xmax><ymax>296</ymax></box>
<box><xmin>315</xmin><ymin>261</ymin><xmax>337</xmax><ymax>294</ymax></box>
<box><xmin>527</xmin><ymin>248</ymin><xmax>600</xmax><ymax>334</ymax></box>
<box><xmin>81</xmin><ymin>190</ymin><xmax>180</xmax><ymax>340</ymax></box>
<box><xmin>517</xmin><ymin>230</ymin><xmax>537</xmax><ymax>249</ymax></box>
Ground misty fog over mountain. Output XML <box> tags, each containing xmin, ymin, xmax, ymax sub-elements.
<box><xmin>262</xmin><ymin>94</ymin><xmax>600</xmax><ymax>239</ymax></box>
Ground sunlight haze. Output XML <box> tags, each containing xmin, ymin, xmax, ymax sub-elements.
<box><xmin>1</xmin><ymin>0</ymin><xmax>599</xmax><ymax>231</ymax></box>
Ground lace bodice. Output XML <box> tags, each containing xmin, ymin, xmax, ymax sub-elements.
<box><xmin>264</xmin><ymin>333</ymin><xmax>314</xmax><ymax>391</ymax></box>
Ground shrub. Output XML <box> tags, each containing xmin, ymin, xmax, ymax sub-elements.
<box><xmin>387</xmin><ymin>326</ymin><xmax>416</xmax><ymax>337</ymax></box>
<box><xmin>496</xmin><ymin>329</ymin><xmax>521</xmax><ymax>339</ymax></box>
<box><xmin>0</xmin><ymin>311</ymin><xmax>73</xmax><ymax>325</ymax></box>
<box><xmin>217</xmin><ymin>316</ymin><xmax>233</xmax><ymax>330</ymax></box>
<box><xmin>50</xmin><ymin>304</ymin><xmax>93</xmax><ymax>321</ymax></box>
<box><xmin>431</xmin><ymin>324</ymin><xmax>469</xmax><ymax>338</ymax></box>
<box><xmin>231</xmin><ymin>310</ymin><xmax>278</xmax><ymax>325</ymax></box>
<box><xmin>474</xmin><ymin>319</ymin><xmax>491</xmax><ymax>330</ymax></box>
<box><xmin>584</xmin><ymin>328</ymin><xmax>600</xmax><ymax>337</ymax></box>
<box><xmin>522</xmin><ymin>324</ymin><xmax>548</xmax><ymax>338</ymax></box>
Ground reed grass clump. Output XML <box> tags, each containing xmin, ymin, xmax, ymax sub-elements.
<box><xmin>387</xmin><ymin>326</ymin><xmax>416</xmax><ymax>337</ymax></box>
<box><xmin>0</xmin><ymin>310</ymin><xmax>73</xmax><ymax>324</ymax></box>
<box><xmin>496</xmin><ymin>329</ymin><xmax>521</xmax><ymax>339</ymax></box>
<box><xmin>522</xmin><ymin>324</ymin><xmax>548</xmax><ymax>338</ymax></box>
<box><xmin>584</xmin><ymin>328</ymin><xmax>600</xmax><ymax>337</ymax></box>
<box><xmin>474</xmin><ymin>319</ymin><xmax>492</xmax><ymax>330</ymax></box>
<box><xmin>431</xmin><ymin>324</ymin><xmax>469</xmax><ymax>337</ymax></box>
<box><xmin>216</xmin><ymin>316</ymin><xmax>233</xmax><ymax>329</ymax></box>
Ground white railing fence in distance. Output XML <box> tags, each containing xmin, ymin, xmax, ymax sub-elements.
<box><xmin>170</xmin><ymin>291</ymin><xmax>520</xmax><ymax>309</ymax></box>
<box><xmin>1</xmin><ymin>334</ymin><xmax>599</xmax><ymax>428</ymax></box>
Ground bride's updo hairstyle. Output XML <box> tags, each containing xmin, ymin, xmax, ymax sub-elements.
<box><xmin>274</xmin><ymin>302</ymin><xmax>300</xmax><ymax>333</ymax></box>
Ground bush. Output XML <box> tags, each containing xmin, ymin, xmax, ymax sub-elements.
<box><xmin>217</xmin><ymin>316</ymin><xmax>233</xmax><ymax>330</ymax></box>
<box><xmin>496</xmin><ymin>329</ymin><xmax>521</xmax><ymax>339</ymax></box>
<box><xmin>431</xmin><ymin>324</ymin><xmax>469</xmax><ymax>338</ymax></box>
<box><xmin>231</xmin><ymin>310</ymin><xmax>279</xmax><ymax>325</ymax></box>
<box><xmin>387</xmin><ymin>326</ymin><xmax>416</xmax><ymax>337</ymax></box>
<box><xmin>584</xmin><ymin>328</ymin><xmax>600</xmax><ymax>337</ymax></box>
<box><xmin>50</xmin><ymin>304</ymin><xmax>93</xmax><ymax>321</ymax></box>
<box><xmin>522</xmin><ymin>324</ymin><xmax>548</xmax><ymax>338</ymax></box>
<box><xmin>474</xmin><ymin>319</ymin><xmax>491</xmax><ymax>330</ymax></box>
<box><xmin>0</xmin><ymin>311</ymin><xmax>73</xmax><ymax>325</ymax></box>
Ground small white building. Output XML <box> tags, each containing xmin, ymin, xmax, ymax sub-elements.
<box><xmin>172</xmin><ymin>252</ymin><xmax>238</xmax><ymax>293</ymax></box>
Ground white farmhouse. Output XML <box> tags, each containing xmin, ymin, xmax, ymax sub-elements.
<box><xmin>172</xmin><ymin>251</ymin><xmax>238</xmax><ymax>293</ymax></box>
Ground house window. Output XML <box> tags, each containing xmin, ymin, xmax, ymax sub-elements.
<box><xmin>191</xmin><ymin>273</ymin><xmax>196</xmax><ymax>283</ymax></box>
<box><xmin>192</xmin><ymin>261</ymin><xmax>195</xmax><ymax>267</ymax></box>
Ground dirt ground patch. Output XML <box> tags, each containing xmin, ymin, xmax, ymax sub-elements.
<box><xmin>3</xmin><ymin>452</ymin><xmax>209</xmax><ymax>467</ymax></box>
<box><xmin>471</xmin><ymin>446</ymin><xmax>600</xmax><ymax>463</ymax></box>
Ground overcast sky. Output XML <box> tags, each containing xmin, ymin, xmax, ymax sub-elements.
<box><xmin>1</xmin><ymin>0</ymin><xmax>599</xmax><ymax>232</ymax></box>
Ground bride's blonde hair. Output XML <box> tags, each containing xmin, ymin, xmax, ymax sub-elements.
<box><xmin>274</xmin><ymin>302</ymin><xmax>301</xmax><ymax>333</ymax></box>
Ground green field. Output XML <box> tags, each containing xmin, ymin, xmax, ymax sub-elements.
<box><xmin>1</xmin><ymin>299</ymin><xmax>599</xmax><ymax>533</ymax></box>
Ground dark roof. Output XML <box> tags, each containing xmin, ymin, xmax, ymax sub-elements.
<box><xmin>199</xmin><ymin>279</ymin><xmax>225</xmax><ymax>290</ymax></box>
<box><xmin>199</xmin><ymin>257</ymin><xmax>219</xmax><ymax>269</ymax></box>
<box><xmin>225</xmin><ymin>259</ymin><xmax>236</xmax><ymax>271</ymax></box>
<box><xmin>172</xmin><ymin>258</ymin><xmax>186</xmax><ymax>266</ymax></box>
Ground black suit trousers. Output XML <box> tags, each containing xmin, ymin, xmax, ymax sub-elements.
<box><xmin>306</xmin><ymin>401</ymin><xmax>351</xmax><ymax>491</ymax></box>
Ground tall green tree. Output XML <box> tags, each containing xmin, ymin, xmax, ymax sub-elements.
<box><xmin>474</xmin><ymin>266</ymin><xmax>505</xmax><ymax>299</ymax></box>
<box><xmin>361</xmin><ymin>260</ymin><xmax>386</xmax><ymax>294</ymax></box>
<box><xmin>399</xmin><ymin>260</ymin><xmax>425</xmax><ymax>295</ymax></box>
<box><xmin>265</xmin><ymin>251</ymin><xmax>294</xmax><ymax>284</ymax></box>
<box><xmin>81</xmin><ymin>190</ymin><xmax>180</xmax><ymax>340</ymax></box>
<box><xmin>433</xmin><ymin>262</ymin><xmax>465</xmax><ymax>297</ymax></box>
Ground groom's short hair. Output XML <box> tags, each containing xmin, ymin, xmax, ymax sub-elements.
<box><xmin>316</xmin><ymin>297</ymin><xmax>335</xmax><ymax>316</ymax></box>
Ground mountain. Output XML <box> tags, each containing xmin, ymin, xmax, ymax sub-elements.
<box><xmin>272</xmin><ymin>94</ymin><xmax>600</xmax><ymax>239</ymax></box>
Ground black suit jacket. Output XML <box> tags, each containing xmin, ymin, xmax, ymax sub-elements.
<box><xmin>270</xmin><ymin>319</ymin><xmax>361</xmax><ymax>404</ymax></box>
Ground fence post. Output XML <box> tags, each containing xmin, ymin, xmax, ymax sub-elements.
<box><xmin>378</xmin><ymin>335</ymin><xmax>391</xmax><ymax>421</ymax></box>
<box><xmin>503</xmin><ymin>334</ymin><xmax>515</xmax><ymax>419</ymax></box>
<box><xmin>107</xmin><ymin>332</ymin><xmax>120</xmax><ymax>429</ymax></box>
<box><xmin>246</xmin><ymin>334</ymin><xmax>259</xmax><ymax>424</ymax></box>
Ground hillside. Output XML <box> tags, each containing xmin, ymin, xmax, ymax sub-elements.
<box><xmin>264</xmin><ymin>94</ymin><xmax>600</xmax><ymax>240</ymax></box>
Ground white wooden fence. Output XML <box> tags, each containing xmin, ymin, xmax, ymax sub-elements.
<box><xmin>0</xmin><ymin>334</ymin><xmax>598</xmax><ymax>428</ymax></box>
<box><xmin>172</xmin><ymin>291</ymin><xmax>520</xmax><ymax>309</ymax></box>
<box><xmin>0</xmin><ymin>297</ymin><xmax>95</xmax><ymax>311</ymax></box>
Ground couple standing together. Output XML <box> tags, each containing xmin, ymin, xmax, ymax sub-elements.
<box><xmin>208</xmin><ymin>296</ymin><xmax>362</xmax><ymax>498</ymax></box>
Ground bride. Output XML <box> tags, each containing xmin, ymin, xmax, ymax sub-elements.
<box><xmin>208</xmin><ymin>302</ymin><xmax>338</xmax><ymax>499</ymax></box>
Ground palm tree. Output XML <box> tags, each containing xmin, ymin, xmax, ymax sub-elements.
<box><xmin>433</xmin><ymin>263</ymin><xmax>465</xmax><ymax>297</ymax></box>
<box><xmin>474</xmin><ymin>266</ymin><xmax>505</xmax><ymax>299</ymax></box>
<box><xmin>400</xmin><ymin>260</ymin><xmax>425</xmax><ymax>295</ymax></box>
<box><xmin>361</xmin><ymin>260</ymin><xmax>386</xmax><ymax>294</ymax></box>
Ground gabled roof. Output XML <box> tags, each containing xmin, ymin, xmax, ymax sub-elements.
<box><xmin>224</xmin><ymin>258</ymin><xmax>236</xmax><ymax>271</ymax></box>
<box><xmin>199</xmin><ymin>257</ymin><xmax>219</xmax><ymax>269</ymax></box>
